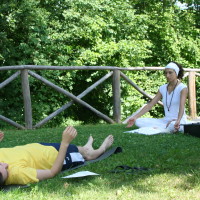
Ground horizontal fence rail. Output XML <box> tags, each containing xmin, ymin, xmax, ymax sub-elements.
<box><xmin>0</xmin><ymin>65</ymin><xmax>199</xmax><ymax>129</ymax></box>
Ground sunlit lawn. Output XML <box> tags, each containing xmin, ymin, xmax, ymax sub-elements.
<box><xmin>1</xmin><ymin>124</ymin><xmax>200</xmax><ymax>200</ymax></box>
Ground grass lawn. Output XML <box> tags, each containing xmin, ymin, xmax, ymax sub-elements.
<box><xmin>1</xmin><ymin>124</ymin><xmax>200</xmax><ymax>200</ymax></box>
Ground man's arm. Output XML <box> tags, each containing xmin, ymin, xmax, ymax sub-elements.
<box><xmin>36</xmin><ymin>126</ymin><xmax>77</xmax><ymax>181</ymax></box>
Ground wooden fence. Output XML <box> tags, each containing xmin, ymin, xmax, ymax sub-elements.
<box><xmin>0</xmin><ymin>65</ymin><xmax>199</xmax><ymax>129</ymax></box>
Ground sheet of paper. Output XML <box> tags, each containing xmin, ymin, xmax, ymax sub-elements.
<box><xmin>61</xmin><ymin>171</ymin><xmax>99</xmax><ymax>179</ymax></box>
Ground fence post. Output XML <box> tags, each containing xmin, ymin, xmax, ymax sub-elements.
<box><xmin>112</xmin><ymin>69</ymin><xmax>121</xmax><ymax>123</ymax></box>
<box><xmin>188</xmin><ymin>71</ymin><xmax>197</xmax><ymax>119</ymax></box>
<box><xmin>21</xmin><ymin>69</ymin><xmax>33</xmax><ymax>129</ymax></box>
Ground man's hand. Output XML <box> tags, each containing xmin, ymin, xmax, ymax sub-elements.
<box><xmin>0</xmin><ymin>131</ymin><xmax>4</xmax><ymax>142</ymax></box>
<box><xmin>62</xmin><ymin>126</ymin><xmax>77</xmax><ymax>144</ymax></box>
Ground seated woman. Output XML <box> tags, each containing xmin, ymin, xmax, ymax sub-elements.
<box><xmin>0</xmin><ymin>126</ymin><xmax>114</xmax><ymax>185</ymax></box>
<box><xmin>126</xmin><ymin>61</ymin><xmax>188</xmax><ymax>133</ymax></box>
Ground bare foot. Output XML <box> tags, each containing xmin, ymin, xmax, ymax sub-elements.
<box><xmin>83</xmin><ymin>136</ymin><xmax>94</xmax><ymax>148</ymax></box>
<box><xmin>100</xmin><ymin>135</ymin><xmax>114</xmax><ymax>152</ymax></box>
<box><xmin>79</xmin><ymin>135</ymin><xmax>114</xmax><ymax>161</ymax></box>
<box><xmin>87</xmin><ymin>136</ymin><xmax>94</xmax><ymax>145</ymax></box>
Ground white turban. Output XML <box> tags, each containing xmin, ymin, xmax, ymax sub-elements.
<box><xmin>165</xmin><ymin>62</ymin><xmax>179</xmax><ymax>76</ymax></box>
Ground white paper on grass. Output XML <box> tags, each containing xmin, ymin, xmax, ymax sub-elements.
<box><xmin>124</xmin><ymin>127</ymin><xmax>170</xmax><ymax>135</ymax></box>
<box><xmin>62</xmin><ymin>171</ymin><xmax>99</xmax><ymax>179</ymax></box>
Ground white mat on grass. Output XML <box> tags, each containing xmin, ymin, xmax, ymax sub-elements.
<box><xmin>124</xmin><ymin>127</ymin><xmax>170</xmax><ymax>135</ymax></box>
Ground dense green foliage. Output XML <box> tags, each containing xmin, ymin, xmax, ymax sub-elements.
<box><xmin>1</xmin><ymin>124</ymin><xmax>200</xmax><ymax>199</ymax></box>
<box><xmin>0</xmin><ymin>0</ymin><xmax>199</xmax><ymax>127</ymax></box>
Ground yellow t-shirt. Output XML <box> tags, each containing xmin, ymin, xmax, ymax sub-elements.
<box><xmin>0</xmin><ymin>143</ymin><xmax>58</xmax><ymax>185</ymax></box>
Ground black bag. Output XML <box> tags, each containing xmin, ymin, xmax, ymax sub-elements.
<box><xmin>183</xmin><ymin>123</ymin><xmax>200</xmax><ymax>137</ymax></box>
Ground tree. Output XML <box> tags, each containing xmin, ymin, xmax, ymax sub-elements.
<box><xmin>0</xmin><ymin>0</ymin><xmax>199</xmax><ymax>127</ymax></box>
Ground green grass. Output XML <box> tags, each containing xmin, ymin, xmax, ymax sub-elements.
<box><xmin>1</xmin><ymin>124</ymin><xmax>200</xmax><ymax>200</ymax></box>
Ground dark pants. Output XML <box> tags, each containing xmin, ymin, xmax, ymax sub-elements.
<box><xmin>39</xmin><ymin>143</ymin><xmax>85</xmax><ymax>170</ymax></box>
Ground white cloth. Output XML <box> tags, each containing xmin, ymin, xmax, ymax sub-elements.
<box><xmin>135</xmin><ymin>118</ymin><xmax>183</xmax><ymax>132</ymax></box>
<box><xmin>135</xmin><ymin>83</ymin><xmax>187</xmax><ymax>132</ymax></box>
<box><xmin>124</xmin><ymin>127</ymin><xmax>170</xmax><ymax>135</ymax></box>
<box><xmin>70</xmin><ymin>152</ymin><xmax>85</xmax><ymax>163</ymax></box>
<box><xmin>165</xmin><ymin>62</ymin><xmax>180</xmax><ymax>76</ymax></box>
<box><xmin>159</xmin><ymin>82</ymin><xmax>187</xmax><ymax>123</ymax></box>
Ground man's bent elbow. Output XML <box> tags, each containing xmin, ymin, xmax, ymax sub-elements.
<box><xmin>50</xmin><ymin>169</ymin><xmax>61</xmax><ymax>178</ymax></box>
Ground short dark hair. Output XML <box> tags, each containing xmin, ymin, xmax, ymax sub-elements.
<box><xmin>171</xmin><ymin>61</ymin><xmax>184</xmax><ymax>79</ymax></box>
<box><xmin>0</xmin><ymin>172</ymin><xmax>5</xmax><ymax>186</ymax></box>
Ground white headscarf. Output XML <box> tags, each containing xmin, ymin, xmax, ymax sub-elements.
<box><xmin>165</xmin><ymin>62</ymin><xmax>179</xmax><ymax>76</ymax></box>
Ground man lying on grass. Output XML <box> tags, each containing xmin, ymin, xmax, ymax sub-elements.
<box><xmin>0</xmin><ymin>127</ymin><xmax>114</xmax><ymax>185</ymax></box>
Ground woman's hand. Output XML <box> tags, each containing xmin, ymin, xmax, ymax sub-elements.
<box><xmin>126</xmin><ymin>117</ymin><xmax>136</xmax><ymax>128</ymax></box>
<box><xmin>174</xmin><ymin>121</ymin><xmax>180</xmax><ymax>132</ymax></box>
<box><xmin>166</xmin><ymin>119</ymin><xmax>180</xmax><ymax>132</ymax></box>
